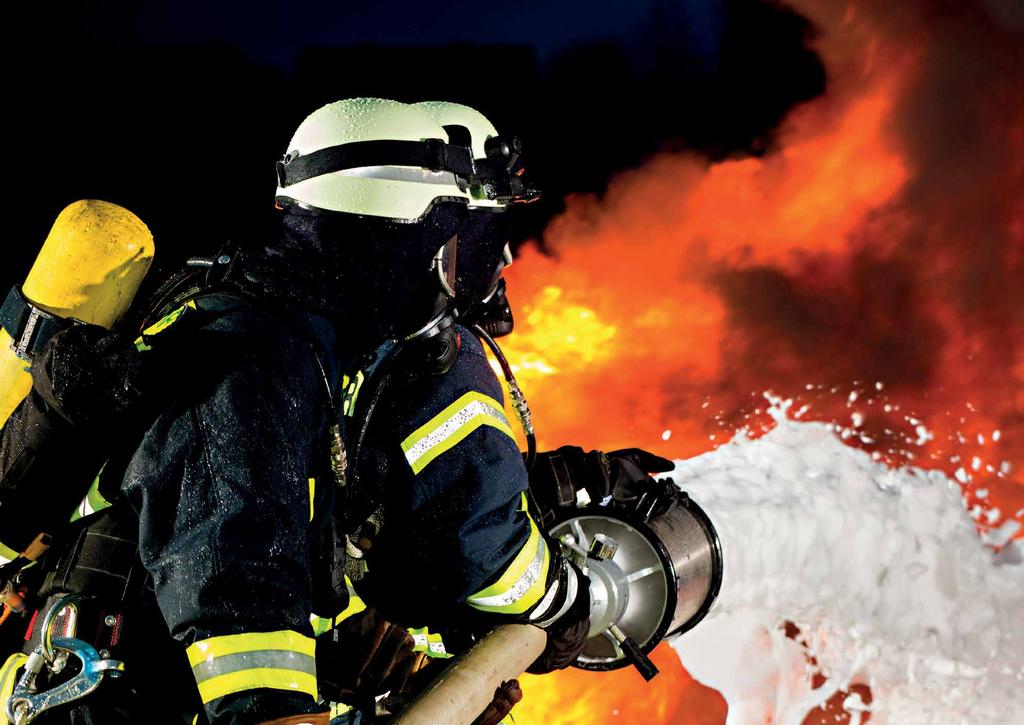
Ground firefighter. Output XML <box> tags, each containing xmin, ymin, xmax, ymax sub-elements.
<box><xmin>312</xmin><ymin>102</ymin><xmax>590</xmax><ymax>723</ymax></box>
<box><xmin>0</xmin><ymin>99</ymin><xmax>481</xmax><ymax>725</ymax></box>
<box><xmin>118</xmin><ymin>98</ymin><xmax>491</xmax><ymax>725</ymax></box>
<box><xmin>1</xmin><ymin>98</ymin><xmax>590</xmax><ymax>724</ymax></box>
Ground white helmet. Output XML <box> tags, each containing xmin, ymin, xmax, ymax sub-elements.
<box><xmin>275</xmin><ymin>98</ymin><xmax>473</xmax><ymax>222</ymax></box>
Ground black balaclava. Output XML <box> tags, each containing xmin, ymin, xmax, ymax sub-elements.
<box><xmin>237</xmin><ymin>201</ymin><xmax>467</xmax><ymax>351</ymax></box>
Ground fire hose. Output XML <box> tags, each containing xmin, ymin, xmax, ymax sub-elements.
<box><xmin>396</xmin><ymin>489</ymin><xmax>724</xmax><ymax>724</ymax></box>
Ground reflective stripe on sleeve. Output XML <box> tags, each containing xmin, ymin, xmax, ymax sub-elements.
<box><xmin>185</xmin><ymin>630</ymin><xmax>317</xmax><ymax>705</ymax></box>
<box><xmin>401</xmin><ymin>391</ymin><xmax>515</xmax><ymax>475</ymax></box>
<box><xmin>466</xmin><ymin>517</ymin><xmax>551</xmax><ymax>615</ymax></box>
<box><xmin>0</xmin><ymin>540</ymin><xmax>19</xmax><ymax>566</ymax></box>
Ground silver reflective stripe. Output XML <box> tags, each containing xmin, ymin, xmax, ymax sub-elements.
<box><xmin>532</xmin><ymin>560</ymin><xmax>579</xmax><ymax>629</ymax></box>
<box><xmin>467</xmin><ymin>533</ymin><xmax>547</xmax><ymax>610</ymax></box>
<box><xmin>528</xmin><ymin>574</ymin><xmax>561</xmax><ymax>622</ymax></box>
<box><xmin>338</xmin><ymin>165</ymin><xmax>461</xmax><ymax>186</ymax></box>
<box><xmin>403</xmin><ymin>394</ymin><xmax>513</xmax><ymax>475</ymax></box>
<box><xmin>191</xmin><ymin>650</ymin><xmax>316</xmax><ymax>684</ymax></box>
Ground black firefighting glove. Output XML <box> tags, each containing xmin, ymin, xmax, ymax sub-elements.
<box><xmin>31</xmin><ymin>323</ymin><xmax>143</xmax><ymax>427</ymax></box>
<box><xmin>528</xmin><ymin>446</ymin><xmax>675</xmax><ymax>523</ymax></box>
<box><xmin>316</xmin><ymin>607</ymin><xmax>428</xmax><ymax>713</ymax></box>
<box><xmin>526</xmin><ymin>557</ymin><xmax>591</xmax><ymax>674</ymax></box>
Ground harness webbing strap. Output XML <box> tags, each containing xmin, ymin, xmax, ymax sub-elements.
<box><xmin>1</xmin><ymin>286</ymin><xmax>70</xmax><ymax>361</ymax></box>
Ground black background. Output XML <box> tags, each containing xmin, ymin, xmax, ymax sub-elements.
<box><xmin>5</xmin><ymin>0</ymin><xmax>825</xmax><ymax>299</ymax></box>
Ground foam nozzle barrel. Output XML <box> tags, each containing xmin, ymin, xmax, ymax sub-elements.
<box><xmin>0</xmin><ymin>200</ymin><xmax>154</xmax><ymax>426</ymax></box>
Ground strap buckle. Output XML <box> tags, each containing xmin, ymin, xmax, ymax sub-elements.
<box><xmin>0</xmin><ymin>287</ymin><xmax>65</xmax><ymax>362</ymax></box>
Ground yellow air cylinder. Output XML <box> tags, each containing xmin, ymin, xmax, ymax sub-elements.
<box><xmin>0</xmin><ymin>200</ymin><xmax>154</xmax><ymax>426</ymax></box>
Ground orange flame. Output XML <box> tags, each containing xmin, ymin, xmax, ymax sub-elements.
<box><xmin>507</xmin><ymin>0</ymin><xmax>1023</xmax><ymax>722</ymax></box>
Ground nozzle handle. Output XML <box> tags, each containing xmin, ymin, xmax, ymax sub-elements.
<box><xmin>609</xmin><ymin>624</ymin><xmax>659</xmax><ymax>681</ymax></box>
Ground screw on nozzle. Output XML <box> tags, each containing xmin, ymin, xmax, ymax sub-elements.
<box><xmin>588</xmin><ymin>534</ymin><xmax>618</xmax><ymax>562</ymax></box>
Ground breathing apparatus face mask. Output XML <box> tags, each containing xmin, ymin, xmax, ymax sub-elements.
<box><xmin>452</xmin><ymin>210</ymin><xmax>516</xmax><ymax>336</ymax></box>
<box><xmin>454</xmin><ymin>210</ymin><xmax>511</xmax><ymax>313</ymax></box>
<box><xmin>264</xmin><ymin>201</ymin><xmax>467</xmax><ymax>342</ymax></box>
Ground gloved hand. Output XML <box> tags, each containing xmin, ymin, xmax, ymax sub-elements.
<box><xmin>526</xmin><ymin>559</ymin><xmax>591</xmax><ymax>674</ymax></box>
<box><xmin>471</xmin><ymin>680</ymin><xmax>523</xmax><ymax>725</ymax></box>
<box><xmin>605</xmin><ymin>447</ymin><xmax>676</xmax><ymax>507</ymax></box>
<box><xmin>528</xmin><ymin>445</ymin><xmax>674</xmax><ymax>521</ymax></box>
<box><xmin>316</xmin><ymin>607</ymin><xmax>428</xmax><ymax>710</ymax></box>
<box><xmin>31</xmin><ymin>323</ymin><xmax>143</xmax><ymax>426</ymax></box>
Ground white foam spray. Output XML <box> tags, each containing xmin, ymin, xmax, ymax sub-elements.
<box><xmin>670</xmin><ymin>401</ymin><xmax>1024</xmax><ymax>724</ymax></box>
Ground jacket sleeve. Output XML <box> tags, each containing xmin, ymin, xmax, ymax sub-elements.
<box><xmin>121</xmin><ymin>309</ymin><xmax>325</xmax><ymax>723</ymax></box>
<box><xmin>367</xmin><ymin>334</ymin><xmax>576</xmax><ymax>628</ymax></box>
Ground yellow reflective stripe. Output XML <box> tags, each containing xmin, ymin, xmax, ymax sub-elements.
<box><xmin>466</xmin><ymin>517</ymin><xmax>551</xmax><ymax>614</ymax></box>
<box><xmin>310</xmin><ymin>613</ymin><xmax>333</xmax><ymax>637</ymax></box>
<box><xmin>308</xmin><ymin>477</ymin><xmax>316</xmax><ymax>522</ymax></box>
<box><xmin>401</xmin><ymin>391</ymin><xmax>514</xmax><ymax>475</ymax></box>
<box><xmin>0</xmin><ymin>540</ymin><xmax>19</xmax><ymax>566</ymax></box>
<box><xmin>195</xmin><ymin>668</ymin><xmax>317</xmax><ymax>705</ymax></box>
<box><xmin>334</xmin><ymin>577</ymin><xmax>367</xmax><ymax>625</ymax></box>
<box><xmin>331</xmin><ymin>702</ymin><xmax>354</xmax><ymax>718</ymax></box>
<box><xmin>70</xmin><ymin>470</ymin><xmax>112</xmax><ymax>523</ymax></box>
<box><xmin>187</xmin><ymin>630</ymin><xmax>317</xmax><ymax>705</ymax></box>
<box><xmin>408</xmin><ymin>626</ymin><xmax>453</xmax><ymax>659</ymax></box>
<box><xmin>310</xmin><ymin>577</ymin><xmax>367</xmax><ymax>636</ymax></box>
<box><xmin>0</xmin><ymin>652</ymin><xmax>28</xmax><ymax>718</ymax></box>
<box><xmin>342</xmin><ymin>370</ymin><xmax>365</xmax><ymax>417</ymax></box>
<box><xmin>186</xmin><ymin>630</ymin><xmax>315</xmax><ymax>667</ymax></box>
<box><xmin>135</xmin><ymin>300</ymin><xmax>197</xmax><ymax>351</ymax></box>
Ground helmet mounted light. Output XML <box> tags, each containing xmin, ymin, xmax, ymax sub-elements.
<box><xmin>474</xmin><ymin>134</ymin><xmax>541</xmax><ymax>205</ymax></box>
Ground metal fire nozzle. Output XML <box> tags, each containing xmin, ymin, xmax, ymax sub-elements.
<box><xmin>549</xmin><ymin>491</ymin><xmax>723</xmax><ymax>678</ymax></box>
<box><xmin>393</xmin><ymin>490</ymin><xmax>723</xmax><ymax>725</ymax></box>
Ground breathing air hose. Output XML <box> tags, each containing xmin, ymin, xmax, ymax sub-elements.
<box><xmin>471</xmin><ymin>324</ymin><xmax>536</xmax><ymax>471</ymax></box>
